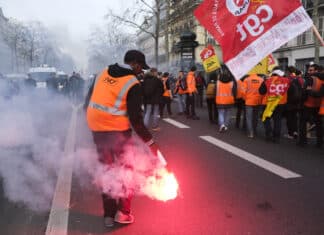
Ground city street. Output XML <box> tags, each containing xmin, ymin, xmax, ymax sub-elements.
<box><xmin>1</xmin><ymin>103</ymin><xmax>323</xmax><ymax>235</ymax></box>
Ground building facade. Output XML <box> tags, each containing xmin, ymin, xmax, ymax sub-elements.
<box><xmin>137</xmin><ymin>0</ymin><xmax>215</xmax><ymax>73</ymax></box>
<box><xmin>273</xmin><ymin>0</ymin><xmax>324</xmax><ymax>72</ymax></box>
<box><xmin>137</xmin><ymin>0</ymin><xmax>324</xmax><ymax>74</ymax></box>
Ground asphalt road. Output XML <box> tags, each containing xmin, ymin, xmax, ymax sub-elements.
<box><xmin>0</xmin><ymin>102</ymin><xmax>323</xmax><ymax>235</ymax></box>
<box><xmin>68</xmin><ymin>105</ymin><xmax>324</xmax><ymax>235</ymax></box>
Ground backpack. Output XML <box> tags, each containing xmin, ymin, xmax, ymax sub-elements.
<box><xmin>179</xmin><ymin>77</ymin><xmax>187</xmax><ymax>90</ymax></box>
<box><xmin>287</xmin><ymin>78</ymin><xmax>302</xmax><ymax>104</ymax></box>
<box><xmin>206</xmin><ymin>82</ymin><xmax>216</xmax><ymax>99</ymax></box>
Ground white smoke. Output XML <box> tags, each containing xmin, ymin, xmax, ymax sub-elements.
<box><xmin>74</xmin><ymin>136</ymin><xmax>162</xmax><ymax>199</ymax></box>
<box><xmin>0</xmin><ymin>79</ymin><xmax>177</xmax><ymax>213</ymax></box>
<box><xmin>0</xmin><ymin>85</ymin><xmax>72</xmax><ymax>212</ymax></box>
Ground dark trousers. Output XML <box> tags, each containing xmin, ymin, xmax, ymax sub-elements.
<box><xmin>299</xmin><ymin>107</ymin><xmax>323</xmax><ymax>146</ymax></box>
<box><xmin>285</xmin><ymin>108</ymin><xmax>299</xmax><ymax>136</ymax></box>
<box><xmin>186</xmin><ymin>93</ymin><xmax>196</xmax><ymax>117</ymax></box>
<box><xmin>196</xmin><ymin>87</ymin><xmax>204</xmax><ymax>108</ymax></box>
<box><xmin>235</xmin><ymin>99</ymin><xmax>246</xmax><ymax>129</ymax></box>
<box><xmin>264</xmin><ymin>105</ymin><xmax>285</xmax><ymax>141</ymax></box>
<box><xmin>160</xmin><ymin>96</ymin><xmax>172</xmax><ymax>117</ymax></box>
<box><xmin>92</xmin><ymin>130</ymin><xmax>132</xmax><ymax>218</ymax></box>
<box><xmin>206</xmin><ymin>98</ymin><xmax>218</xmax><ymax>123</ymax></box>
<box><xmin>246</xmin><ymin>105</ymin><xmax>260</xmax><ymax>135</ymax></box>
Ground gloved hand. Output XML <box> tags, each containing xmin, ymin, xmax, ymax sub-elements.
<box><xmin>149</xmin><ymin>142</ymin><xmax>167</xmax><ymax>168</ymax></box>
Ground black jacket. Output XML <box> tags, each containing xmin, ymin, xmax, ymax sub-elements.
<box><xmin>142</xmin><ymin>74</ymin><xmax>164</xmax><ymax>105</ymax></box>
<box><xmin>85</xmin><ymin>63</ymin><xmax>152</xmax><ymax>143</ymax></box>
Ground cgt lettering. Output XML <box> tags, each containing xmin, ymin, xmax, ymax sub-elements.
<box><xmin>236</xmin><ymin>5</ymin><xmax>273</xmax><ymax>41</ymax></box>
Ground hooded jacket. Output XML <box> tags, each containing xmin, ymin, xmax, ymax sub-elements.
<box><xmin>85</xmin><ymin>63</ymin><xmax>152</xmax><ymax>143</ymax></box>
<box><xmin>142</xmin><ymin>73</ymin><xmax>164</xmax><ymax>105</ymax></box>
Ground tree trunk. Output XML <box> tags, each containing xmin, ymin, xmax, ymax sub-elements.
<box><xmin>155</xmin><ymin>0</ymin><xmax>161</xmax><ymax>67</ymax></box>
<box><xmin>164</xmin><ymin>0</ymin><xmax>171</xmax><ymax>67</ymax></box>
<box><xmin>313</xmin><ymin>0</ymin><xmax>320</xmax><ymax>64</ymax></box>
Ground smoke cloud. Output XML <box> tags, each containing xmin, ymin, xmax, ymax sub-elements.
<box><xmin>0</xmin><ymin>84</ymin><xmax>71</xmax><ymax>212</ymax></box>
<box><xmin>0</xmin><ymin>79</ymin><xmax>178</xmax><ymax>214</ymax></box>
<box><xmin>75</xmin><ymin>135</ymin><xmax>166</xmax><ymax>200</ymax></box>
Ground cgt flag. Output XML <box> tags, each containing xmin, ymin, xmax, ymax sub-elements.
<box><xmin>200</xmin><ymin>45</ymin><xmax>221</xmax><ymax>72</ymax></box>
<box><xmin>194</xmin><ymin>0</ymin><xmax>313</xmax><ymax>80</ymax></box>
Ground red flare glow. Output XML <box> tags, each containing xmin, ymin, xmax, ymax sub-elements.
<box><xmin>144</xmin><ymin>168</ymin><xmax>179</xmax><ymax>202</ymax></box>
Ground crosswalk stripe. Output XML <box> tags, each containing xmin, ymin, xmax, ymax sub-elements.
<box><xmin>200</xmin><ymin>136</ymin><xmax>302</xmax><ymax>179</ymax></box>
<box><xmin>163</xmin><ymin>118</ymin><xmax>190</xmax><ymax>129</ymax></box>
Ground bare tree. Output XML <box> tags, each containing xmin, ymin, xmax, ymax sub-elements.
<box><xmin>87</xmin><ymin>20</ymin><xmax>136</xmax><ymax>73</ymax></box>
<box><xmin>2</xmin><ymin>19</ymin><xmax>25</xmax><ymax>71</ymax></box>
<box><xmin>106</xmin><ymin>0</ymin><xmax>168</xmax><ymax>67</ymax></box>
<box><xmin>2</xmin><ymin>18</ymin><xmax>75</xmax><ymax>73</ymax></box>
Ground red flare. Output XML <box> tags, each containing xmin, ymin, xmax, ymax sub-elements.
<box><xmin>144</xmin><ymin>168</ymin><xmax>179</xmax><ymax>202</ymax></box>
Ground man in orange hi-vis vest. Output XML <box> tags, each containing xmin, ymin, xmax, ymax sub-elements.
<box><xmin>185</xmin><ymin>65</ymin><xmax>200</xmax><ymax>120</ymax></box>
<box><xmin>86</xmin><ymin>50</ymin><xmax>161</xmax><ymax>227</ymax></box>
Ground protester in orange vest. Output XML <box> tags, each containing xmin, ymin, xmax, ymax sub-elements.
<box><xmin>215</xmin><ymin>65</ymin><xmax>237</xmax><ymax>132</ymax></box>
<box><xmin>259</xmin><ymin>67</ymin><xmax>290</xmax><ymax>143</ymax></box>
<box><xmin>185</xmin><ymin>66</ymin><xmax>199</xmax><ymax>120</ymax></box>
<box><xmin>86</xmin><ymin>50</ymin><xmax>161</xmax><ymax>227</ymax></box>
<box><xmin>243</xmin><ymin>73</ymin><xmax>263</xmax><ymax>138</ymax></box>
<box><xmin>159</xmin><ymin>72</ymin><xmax>173</xmax><ymax>118</ymax></box>
<box><xmin>206</xmin><ymin>71</ymin><xmax>218</xmax><ymax>124</ymax></box>
<box><xmin>174</xmin><ymin>70</ymin><xmax>186</xmax><ymax>115</ymax></box>
<box><xmin>235</xmin><ymin>75</ymin><xmax>247</xmax><ymax>130</ymax></box>
<box><xmin>300</xmin><ymin>70</ymin><xmax>324</xmax><ymax>148</ymax></box>
<box><xmin>298</xmin><ymin>64</ymin><xmax>323</xmax><ymax>147</ymax></box>
<box><xmin>320</xmin><ymin>86</ymin><xmax>324</xmax><ymax>116</ymax></box>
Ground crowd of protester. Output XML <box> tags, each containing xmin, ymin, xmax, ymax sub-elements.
<box><xmin>142</xmin><ymin>63</ymin><xmax>324</xmax><ymax>149</ymax></box>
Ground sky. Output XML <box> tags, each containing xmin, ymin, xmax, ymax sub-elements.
<box><xmin>0</xmin><ymin>0</ymin><xmax>131</xmax><ymax>70</ymax></box>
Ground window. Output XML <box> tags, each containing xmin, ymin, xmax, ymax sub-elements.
<box><xmin>278</xmin><ymin>58</ymin><xmax>288</xmax><ymax>71</ymax></box>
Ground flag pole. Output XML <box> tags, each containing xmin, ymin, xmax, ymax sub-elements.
<box><xmin>312</xmin><ymin>25</ymin><xmax>324</xmax><ymax>47</ymax></box>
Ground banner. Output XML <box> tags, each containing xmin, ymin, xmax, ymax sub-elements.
<box><xmin>267</xmin><ymin>54</ymin><xmax>277</xmax><ymax>73</ymax></box>
<box><xmin>248</xmin><ymin>56</ymin><xmax>268</xmax><ymax>75</ymax></box>
<box><xmin>200</xmin><ymin>45</ymin><xmax>221</xmax><ymax>72</ymax></box>
<box><xmin>248</xmin><ymin>54</ymin><xmax>278</xmax><ymax>75</ymax></box>
<box><xmin>194</xmin><ymin>0</ymin><xmax>313</xmax><ymax>80</ymax></box>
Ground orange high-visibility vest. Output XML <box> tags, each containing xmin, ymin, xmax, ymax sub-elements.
<box><xmin>186</xmin><ymin>71</ymin><xmax>197</xmax><ymax>94</ymax></box>
<box><xmin>236</xmin><ymin>79</ymin><xmax>245</xmax><ymax>100</ymax></box>
<box><xmin>87</xmin><ymin>69</ymin><xmax>139</xmax><ymax>131</ymax></box>
<box><xmin>319</xmin><ymin>97</ymin><xmax>324</xmax><ymax>115</ymax></box>
<box><xmin>304</xmin><ymin>77</ymin><xmax>323</xmax><ymax>108</ymax></box>
<box><xmin>244</xmin><ymin>74</ymin><xmax>263</xmax><ymax>106</ymax></box>
<box><xmin>175</xmin><ymin>79</ymin><xmax>186</xmax><ymax>94</ymax></box>
<box><xmin>162</xmin><ymin>77</ymin><xmax>171</xmax><ymax>97</ymax></box>
<box><xmin>215</xmin><ymin>80</ymin><xmax>235</xmax><ymax>105</ymax></box>
<box><xmin>261</xmin><ymin>94</ymin><xmax>268</xmax><ymax>106</ymax></box>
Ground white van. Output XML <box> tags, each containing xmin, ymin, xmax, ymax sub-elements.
<box><xmin>28</xmin><ymin>66</ymin><xmax>57</xmax><ymax>88</ymax></box>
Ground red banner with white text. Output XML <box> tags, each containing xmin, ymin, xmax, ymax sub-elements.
<box><xmin>194</xmin><ymin>0</ymin><xmax>313</xmax><ymax>79</ymax></box>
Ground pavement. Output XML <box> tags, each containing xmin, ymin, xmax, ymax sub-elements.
<box><xmin>0</xmin><ymin>102</ymin><xmax>324</xmax><ymax>235</ymax></box>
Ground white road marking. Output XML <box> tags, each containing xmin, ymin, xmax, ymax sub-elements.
<box><xmin>46</xmin><ymin>106</ymin><xmax>78</xmax><ymax>235</ymax></box>
<box><xmin>163</xmin><ymin>118</ymin><xmax>190</xmax><ymax>129</ymax></box>
<box><xmin>200</xmin><ymin>136</ymin><xmax>302</xmax><ymax>179</ymax></box>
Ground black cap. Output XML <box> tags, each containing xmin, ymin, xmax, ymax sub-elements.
<box><xmin>124</xmin><ymin>50</ymin><xmax>150</xmax><ymax>70</ymax></box>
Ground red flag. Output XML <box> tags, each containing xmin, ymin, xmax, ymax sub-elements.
<box><xmin>194</xmin><ymin>0</ymin><xmax>313</xmax><ymax>79</ymax></box>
